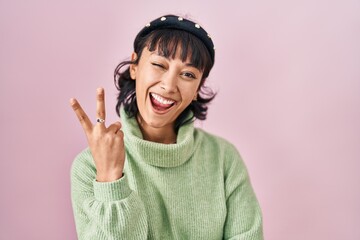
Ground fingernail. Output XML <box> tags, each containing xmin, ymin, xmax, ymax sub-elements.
<box><xmin>97</xmin><ymin>87</ymin><xmax>104</xmax><ymax>93</ymax></box>
<box><xmin>69</xmin><ymin>98</ymin><xmax>77</xmax><ymax>105</ymax></box>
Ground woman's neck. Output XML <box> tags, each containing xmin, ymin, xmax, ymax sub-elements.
<box><xmin>136</xmin><ymin>115</ymin><xmax>177</xmax><ymax>144</ymax></box>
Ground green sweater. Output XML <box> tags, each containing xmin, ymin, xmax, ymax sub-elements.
<box><xmin>71</xmin><ymin>112</ymin><xmax>263</xmax><ymax>240</ymax></box>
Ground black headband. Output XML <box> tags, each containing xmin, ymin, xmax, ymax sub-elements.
<box><xmin>134</xmin><ymin>14</ymin><xmax>215</xmax><ymax>63</ymax></box>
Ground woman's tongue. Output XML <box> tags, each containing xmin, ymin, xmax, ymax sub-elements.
<box><xmin>150</xmin><ymin>94</ymin><xmax>174</xmax><ymax>111</ymax></box>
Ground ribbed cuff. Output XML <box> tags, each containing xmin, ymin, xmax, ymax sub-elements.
<box><xmin>93</xmin><ymin>174</ymin><xmax>132</xmax><ymax>202</ymax></box>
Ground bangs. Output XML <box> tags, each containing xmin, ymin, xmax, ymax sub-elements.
<box><xmin>144</xmin><ymin>29</ymin><xmax>212</xmax><ymax>75</ymax></box>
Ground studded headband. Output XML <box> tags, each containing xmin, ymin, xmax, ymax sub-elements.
<box><xmin>134</xmin><ymin>14</ymin><xmax>215</xmax><ymax>63</ymax></box>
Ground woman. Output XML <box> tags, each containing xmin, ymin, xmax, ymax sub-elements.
<box><xmin>70</xmin><ymin>14</ymin><xmax>263</xmax><ymax>240</ymax></box>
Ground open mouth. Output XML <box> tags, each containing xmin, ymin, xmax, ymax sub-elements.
<box><xmin>149</xmin><ymin>92</ymin><xmax>176</xmax><ymax>112</ymax></box>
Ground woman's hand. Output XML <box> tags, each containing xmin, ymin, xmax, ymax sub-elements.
<box><xmin>70</xmin><ymin>88</ymin><xmax>125</xmax><ymax>182</ymax></box>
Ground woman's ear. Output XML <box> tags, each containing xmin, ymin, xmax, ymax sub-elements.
<box><xmin>129</xmin><ymin>52</ymin><xmax>138</xmax><ymax>80</ymax></box>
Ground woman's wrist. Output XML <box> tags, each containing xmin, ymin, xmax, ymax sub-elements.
<box><xmin>96</xmin><ymin>170</ymin><xmax>124</xmax><ymax>182</ymax></box>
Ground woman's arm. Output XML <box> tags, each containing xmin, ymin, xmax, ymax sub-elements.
<box><xmin>69</xmin><ymin>88</ymin><xmax>148</xmax><ymax>239</ymax></box>
<box><xmin>71</xmin><ymin>149</ymin><xmax>148</xmax><ymax>240</ymax></box>
<box><xmin>223</xmin><ymin>145</ymin><xmax>263</xmax><ymax>240</ymax></box>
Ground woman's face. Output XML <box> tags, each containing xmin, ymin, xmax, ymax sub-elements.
<box><xmin>130</xmin><ymin>47</ymin><xmax>203</xmax><ymax>130</ymax></box>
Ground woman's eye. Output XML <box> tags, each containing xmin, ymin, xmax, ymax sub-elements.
<box><xmin>152</xmin><ymin>63</ymin><xmax>165</xmax><ymax>69</ymax></box>
<box><xmin>182</xmin><ymin>72</ymin><xmax>196</xmax><ymax>79</ymax></box>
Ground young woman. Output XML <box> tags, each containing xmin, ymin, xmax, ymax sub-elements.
<box><xmin>70</xmin><ymin>14</ymin><xmax>263</xmax><ymax>240</ymax></box>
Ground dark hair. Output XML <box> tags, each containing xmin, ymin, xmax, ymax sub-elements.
<box><xmin>114</xmin><ymin>29</ymin><xmax>216</xmax><ymax>131</ymax></box>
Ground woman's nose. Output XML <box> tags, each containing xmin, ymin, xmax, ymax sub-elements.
<box><xmin>160</xmin><ymin>71</ymin><xmax>178</xmax><ymax>93</ymax></box>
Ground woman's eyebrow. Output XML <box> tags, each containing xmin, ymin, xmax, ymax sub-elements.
<box><xmin>184</xmin><ymin>62</ymin><xmax>202</xmax><ymax>71</ymax></box>
<box><xmin>185</xmin><ymin>62</ymin><xmax>196</xmax><ymax>67</ymax></box>
<box><xmin>150</xmin><ymin>52</ymin><xmax>169</xmax><ymax>59</ymax></box>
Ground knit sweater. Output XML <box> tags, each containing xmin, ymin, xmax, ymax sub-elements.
<box><xmin>71</xmin><ymin>111</ymin><xmax>263</xmax><ymax>240</ymax></box>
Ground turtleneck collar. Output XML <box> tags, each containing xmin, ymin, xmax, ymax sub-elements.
<box><xmin>120</xmin><ymin>108</ymin><xmax>201</xmax><ymax>168</ymax></box>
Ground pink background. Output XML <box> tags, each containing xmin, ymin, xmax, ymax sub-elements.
<box><xmin>1</xmin><ymin>0</ymin><xmax>359</xmax><ymax>239</ymax></box>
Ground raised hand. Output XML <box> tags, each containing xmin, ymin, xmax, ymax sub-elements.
<box><xmin>70</xmin><ymin>88</ymin><xmax>125</xmax><ymax>182</ymax></box>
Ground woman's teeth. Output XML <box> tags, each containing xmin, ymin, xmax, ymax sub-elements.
<box><xmin>150</xmin><ymin>93</ymin><xmax>175</xmax><ymax>105</ymax></box>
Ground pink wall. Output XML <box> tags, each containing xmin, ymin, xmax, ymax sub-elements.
<box><xmin>1</xmin><ymin>0</ymin><xmax>359</xmax><ymax>239</ymax></box>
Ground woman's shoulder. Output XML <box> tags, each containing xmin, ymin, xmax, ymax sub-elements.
<box><xmin>194</xmin><ymin>128</ymin><xmax>251</xmax><ymax>180</ymax></box>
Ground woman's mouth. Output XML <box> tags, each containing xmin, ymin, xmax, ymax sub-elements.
<box><xmin>149</xmin><ymin>92</ymin><xmax>176</xmax><ymax>112</ymax></box>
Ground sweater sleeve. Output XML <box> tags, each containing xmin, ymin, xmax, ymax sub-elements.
<box><xmin>70</xmin><ymin>148</ymin><xmax>148</xmax><ymax>240</ymax></box>
<box><xmin>223</xmin><ymin>145</ymin><xmax>264</xmax><ymax>240</ymax></box>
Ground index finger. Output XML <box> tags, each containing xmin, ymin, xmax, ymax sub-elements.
<box><xmin>69</xmin><ymin>98</ymin><xmax>93</xmax><ymax>133</ymax></box>
<box><xmin>96</xmin><ymin>88</ymin><xmax>106</xmax><ymax>121</ymax></box>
